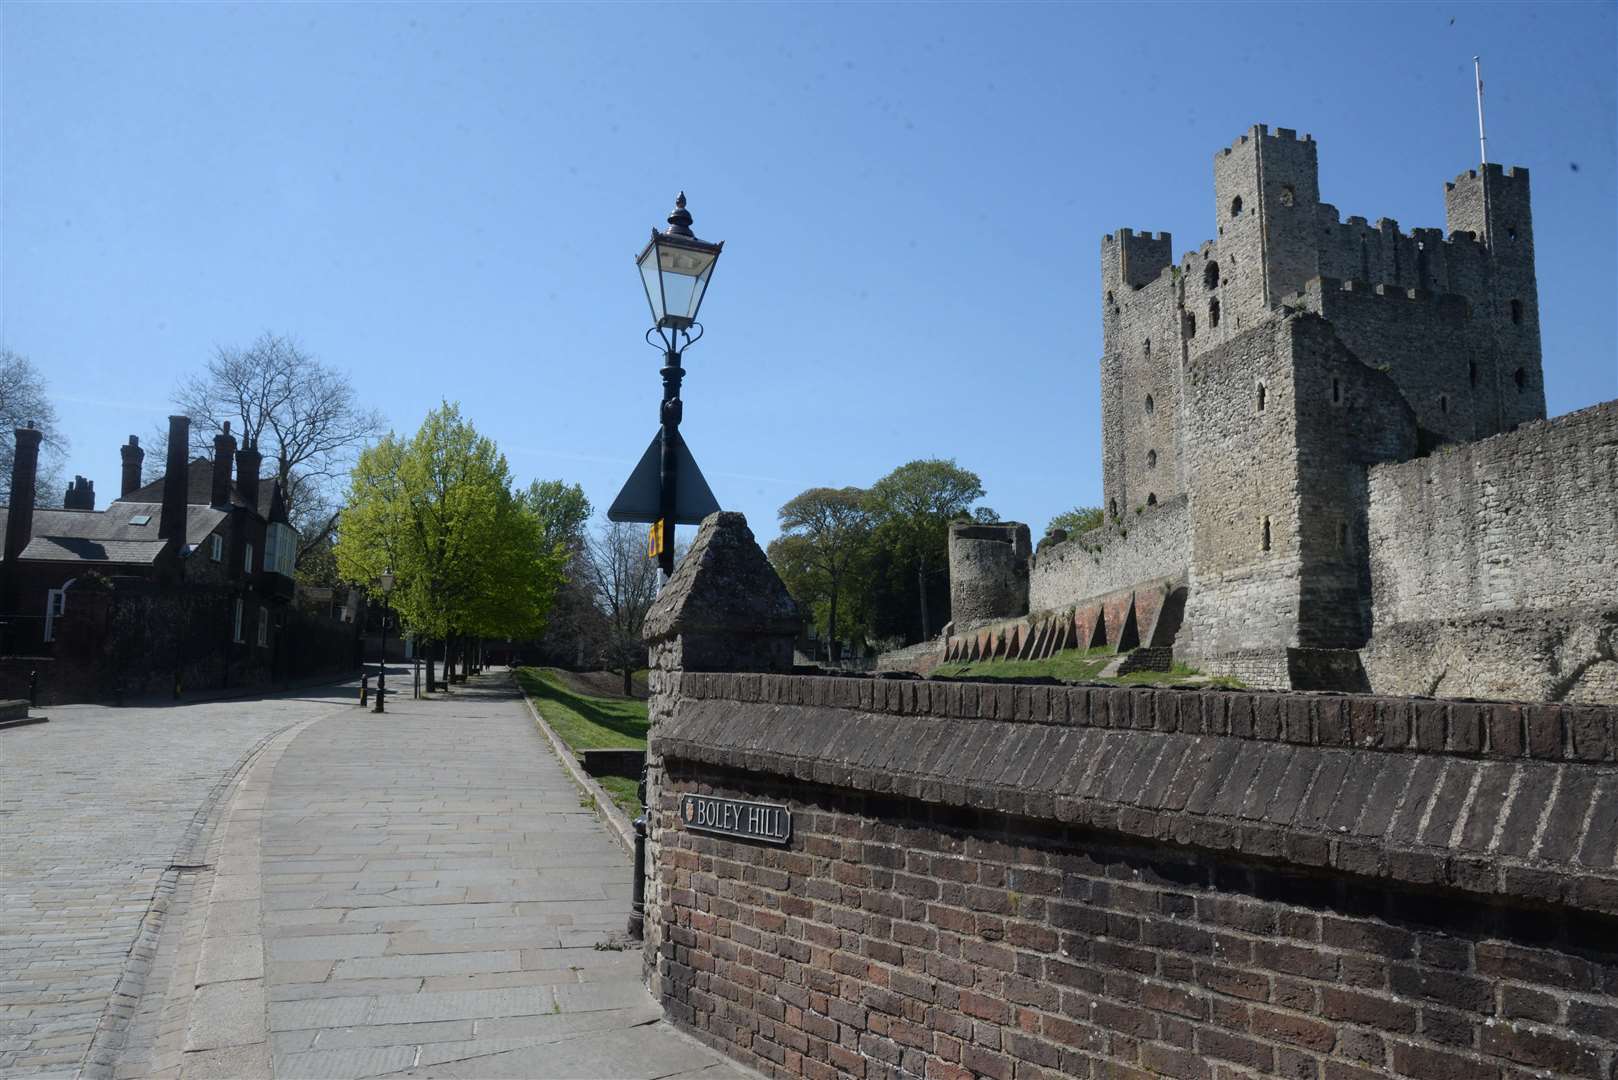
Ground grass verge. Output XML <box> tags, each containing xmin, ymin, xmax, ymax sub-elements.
<box><xmin>516</xmin><ymin>667</ymin><xmax>647</xmax><ymax>815</ymax></box>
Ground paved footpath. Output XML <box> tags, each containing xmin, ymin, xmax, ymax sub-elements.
<box><xmin>1</xmin><ymin>681</ymin><xmax>358</xmax><ymax>1078</ymax></box>
<box><xmin>176</xmin><ymin>674</ymin><xmax>745</xmax><ymax>1079</ymax></box>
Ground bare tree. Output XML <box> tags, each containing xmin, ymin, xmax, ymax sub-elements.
<box><xmin>170</xmin><ymin>332</ymin><xmax>383</xmax><ymax>559</ymax></box>
<box><xmin>583</xmin><ymin>519</ymin><xmax>662</xmax><ymax>696</ymax></box>
<box><xmin>0</xmin><ymin>349</ymin><xmax>67</xmax><ymax>505</ymax></box>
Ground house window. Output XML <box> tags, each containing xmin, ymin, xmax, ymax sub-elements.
<box><xmin>257</xmin><ymin>607</ymin><xmax>269</xmax><ymax>648</ymax></box>
<box><xmin>244</xmin><ymin>542</ymin><xmax>255</xmax><ymax>575</ymax></box>
<box><xmin>265</xmin><ymin>523</ymin><xmax>298</xmax><ymax>576</ymax></box>
<box><xmin>44</xmin><ymin>588</ymin><xmax>67</xmax><ymax>643</ymax></box>
<box><xmin>233</xmin><ymin>598</ymin><xmax>244</xmax><ymax>643</ymax></box>
<box><xmin>210</xmin><ymin>534</ymin><xmax>223</xmax><ymax>562</ymax></box>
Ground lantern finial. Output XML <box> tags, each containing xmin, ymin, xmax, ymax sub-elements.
<box><xmin>666</xmin><ymin>192</ymin><xmax>694</xmax><ymax>237</ymax></box>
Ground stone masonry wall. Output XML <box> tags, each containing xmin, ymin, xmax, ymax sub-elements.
<box><xmin>1363</xmin><ymin>401</ymin><xmax>1618</xmax><ymax>703</ymax></box>
<box><xmin>649</xmin><ymin>672</ymin><xmax>1618</xmax><ymax>1080</ymax></box>
<box><xmin>948</xmin><ymin>523</ymin><xmax>1031</xmax><ymax>628</ymax></box>
<box><xmin>1027</xmin><ymin>494</ymin><xmax>1189</xmax><ymax>617</ymax></box>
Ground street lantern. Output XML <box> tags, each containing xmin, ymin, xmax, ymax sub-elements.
<box><xmin>379</xmin><ymin>569</ymin><xmax>396</xmax><ymax>595</ymax></box>
<box><xmin>636</xmin><ymin>192</ymin><xmax>723</xmax><ymax>331</ymax></box>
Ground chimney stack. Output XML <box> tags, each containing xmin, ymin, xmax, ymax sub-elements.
<box><xmin>211</xmin><ymin>422</ymin><xmax>237</xmax><ymax>507</ymax></box>
<box><xmin>158</xmin><ymin>415</ymin><xmax>191</xmax><ymax>541</ymax></box>
<box><xmin>3</xmin><ymin>426</ymin><xmax>44</xmax><ymax>610</ymax></box>
<box><xmin>120</xmin><ymin>435</ymin><xmax>144</xmax><ymax>496</ymax></box>
<box><xmin>64</xmin><ymin>475</ymin><xmax>95</xmax><ymax>511</ymax></box>
<box><xmin>235</xmin><ymin>440</ymin><xmax>262</xmax><ymax>514</ymax></box>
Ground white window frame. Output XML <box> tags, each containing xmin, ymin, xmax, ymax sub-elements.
<box><xmin>244</xmin><ymin>542</ymin><xmax>255</xmax><ymax>575</ymax></box>
<box><xmin>233</xmin><ymin>598</ymin><xmax>244</xmax><ymax>643</ymax></box>
<box><xmin>44</xmin><ymin>585</ymin><xmax>70</xmax><ymax>643</ymax></box>
<box><xmin>210</xmin><ymin>534</ymin><xmax>223</xmax><ymax>562</ymax></box>
<box><xmin>257</xmin><ymin>606</ymin><xmax>269</xmax><ymax>648</ymax></box>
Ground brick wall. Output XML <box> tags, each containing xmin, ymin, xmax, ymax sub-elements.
<box><xmin>648</xmin><ymin>672</ymin><xmax>1618</xmax><ymax>1080</ymax></box>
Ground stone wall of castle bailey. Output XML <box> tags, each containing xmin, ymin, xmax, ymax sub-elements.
<box><xmin>1362</xmin><ymin>401</ymin><xmax>1618</xmax><ymax>703</ymax></box>
<box><xmin>1027</xmin><ymin>493</ymin><xmax>1189</xmax><ymax>617</ymax></box>
<box><xmin>650</xmin><ymin>668</ymin><xmax>1618</xmax><ymax>1080</ymax></box>
<box><xmin>1101</xmin><ymin>235</ymin><xmax>1185</xmax><ymax>517</ymax></box>
<box><xmin>947</xmin><ymin>522</ymin><xmax>1031</xmax><ymax>629</ymax></box>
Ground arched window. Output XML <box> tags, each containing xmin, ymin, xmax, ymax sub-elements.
<box><xmin>1261</xmin><ymin>517</ymin><xmax>1272</xmax><ymax>552</ymax></box>
<box><xmin>1511</xmin><ymin>299</ymin><xmax>1524</xmax><ymax>325</ymax></box>
<box><xmin>1147</xmin><ymin>493</ymin><xmax>1158</xmax><ymax>507</ymax></box>
<box><xmin>1109</xmin><ymin>498</ymin><xmax>1118</xmax><ymax>518</ymax></box>
<box><xmin>1187</xmin><ymin>312</ymin><xmax>1197</xmax><ymax>337</ymax></box>
<box><xmin>1230</xmin><ymin>195</ymin><xmax>1243</xmax><ymax>218</ymax></box>
<box><xmin>1107</xmin><ymin>290</ymin><xmax>1115</xmax><ymax>306</ymax></box>
<box><xmin>1144</xmin><ymin>394</ymin><xmax>1155</xmax><ymax>415</ymax></box>
<box><xmin>1143</xmin><ymin>338</ymin><xmax>1151</xmax><ymax>357</ymax></box>
<box><xmin>1257</xmin><ymin>383</ymin><xmax>1267</xmax><ymax>412</ymax></box>
<box><xmin>1280</xmin><ymin>184</ymin><xmax>1296</xmax><ymax>207</ymax></box>
<box><xmin>1439</xmin><ymin>394</ymin><xmax>1449</xmax><ymax>414</ymax></box>
<box><xmin>1514</xmin><ymin>367</ymin><xmax>1527</xmax><ymax>391</ymax></box>
<box><xmin>1203</xmin><ymin>262</ymin><xmax>1220</xmax><ymax>290</ymax></box>
<box><xmin>1209</xmin><ymin>298</ymin><xmax>1221</xmax><ymax>328</ymax></box>
<box><xmin>1146</xmin><ymin>449</ymin><xmax>1157</xmax><ymax>470</ymax></box>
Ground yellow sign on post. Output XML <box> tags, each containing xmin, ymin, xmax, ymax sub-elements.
<box><xmin>647</xmin><ymin>519</ymin><xmax>665</xmax><ymax>559</ymax></box>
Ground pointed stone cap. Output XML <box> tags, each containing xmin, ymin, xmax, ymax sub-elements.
<box><xmin>643</xmin><ymin>511</ymin><xmax>800</xmax><ymax>644</ymax></box>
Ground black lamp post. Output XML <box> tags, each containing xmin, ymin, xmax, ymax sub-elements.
<box><xmin>636</xmin><ymin>192</ymin><xmax>723</xmax><ymax>578</ymax></box>
<box><xmin>373</xmin><ymin>569</ymin><xmax>395</xmax><ymax>714</ymax></box>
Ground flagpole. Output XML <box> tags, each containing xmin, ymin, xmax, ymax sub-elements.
<box><xmin>1474</xmin><ymin>56</ymin><xmax>1488</xmax><ymax>167</ymax></box>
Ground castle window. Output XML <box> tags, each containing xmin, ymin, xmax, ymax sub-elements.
<box><xmin>1514</xmin><ymin>367</ymin><xmax>1527</xmax><ymax>391</ymax></box>
<box><xmin>1109</xmin><ymin>499</ymin><xmax>1118</xmax><ymax>518</ymax></box>
<box><xmin>1261</xmin><ymin>517</ymin><xmax>1272</xmax><ymax>553</ymax></box>
<box><xmin>1146</xmin><ymin>449</ymin><xmax>1157</xmax><ymax>469</ymax></box>
<box><xmin>1339</xmin><ymin>522</ymin><xmax>1349</xmax><ymax>550</ymax></box>
<box><xmin>1469</xmin><ymin>361</ymin><xmax>1478</xmax><ymax>386</ymax></box>
<box><xmin>1507</xmin><ymin>225</ymin><xmax>1518</xmax><ymax>241</ymax></box>
<box><xmin>1187</xmin><ymin>312</ymin><xmax>1197</xmax><ymax>336</ymax></box>
<box><xmin>1331</xmin><ymin>377</ymin><xmax>1341</xmax><ymax>404</ymax></box>
<box><xmin>1439</xmin><ymin>394</ymin><xmax>1449</xmax><ymax>414</ymax></box>
<box><xmin>1143</xmin><ymin>338</ymin><xmax>1151</xmax><ymax>357</ymax></box>
<box><xmin>1144</xmin><ymin>394</ymin><xmax>1155</xmax><ymax>415</ymax></box>
<box><xmin>1147</xmin><ymin>493</ymin><xmax>1158</xmax><ymax>506</ymax></box>
<box><xmin>1280</xmin><ymin>184</ymin><xmax>1295</xmax><ymax>207</ymax></box>
<box><xmin>1107</xmin><ymin>290</ymin><xmax>1115</xmax><ymax>306</ymax></box>
<box><xmin>1203</xmin><ymin>262</ymin><xmax>1219</xmax><ymax>290</ymax></box>
<box><xmin>1230</xmin><ymin>195</ymin><xmax>1243</xmax><ymax>217</ymax></box>
<box><xmin>1257</xmin><ymin>383</ymin><xmax>1267</xmax><ymax>412</ymax></box>
<box><xmin>1209</xmin><ymin>298</ymin><xmax>1221</xmax><ymax>328</ymax></box>
<box><xmin>1511</xmin><ymin>299</ymin><xmax>1523</xmax><ymax>325</ymax></box>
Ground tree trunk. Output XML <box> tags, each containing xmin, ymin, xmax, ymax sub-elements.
<box><xmin>622</xmin><ymin>663</ymin><xmax>632</xmax><ymax>697</ymax></box>
<box><xmin>828</xmin><ymin>591</ymin><xmax>840</xmax><ymax>665</ymax></box>
<box><xmin>425</xmin><ymin>648</ymin><xmax>437</xmax><ymax>693</ymax></box>
<box><xmin>917</xmin><ymin>555</ymin><xmax>931</xmax><ymax>641</ymax></box>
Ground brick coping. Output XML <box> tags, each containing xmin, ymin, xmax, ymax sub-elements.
<box><xmin>669</xmin><ymin>671</ymin><xmax>1616</xmax><ymax>765</ymax></box>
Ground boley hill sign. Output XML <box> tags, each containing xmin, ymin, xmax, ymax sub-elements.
<box><xmin>679</xmin><ymin>794</ymin><xmax>791</xmax><ymax>845</ymax></box>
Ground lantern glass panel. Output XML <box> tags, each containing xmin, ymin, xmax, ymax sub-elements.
<box><xmin>658</xmin><ymin>244</ymin><xmax>717</xmax><ymax>325</ymax></box>
<box><xmin>638</xmin><ymin>247</ymin><xmax>667</xmax><ymax>325</ymax></box>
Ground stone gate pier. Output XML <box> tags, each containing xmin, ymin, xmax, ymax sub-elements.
<box><xmin>640</xmin><ymin>512</ymin><xmax>1618</xmax><ymax>1080</ymax></box>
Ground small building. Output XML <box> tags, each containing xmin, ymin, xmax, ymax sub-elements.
<box><xmin>0</xmin><ymin>414</ymin><xmax>340</xmax><ymax>702</ymax></box>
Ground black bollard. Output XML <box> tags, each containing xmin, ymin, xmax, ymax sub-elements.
<box><xmin>627</xmin><ymin>767</ymin><xmax>649</xmax><ymax>940</ymax></box>
<box><xmin>28</xmin><ymin>669</ymin><xmax>38</xmax><ymax>708</ymax></box>
<box><xmin>359</xmin><ymin>673</ymin><xmax>369</xmax><ymax>707</ymax></box>
<box><xmin>373</xmin><ymin>663</ymin><xmax>386</xmax><ymax>713</ymax></box>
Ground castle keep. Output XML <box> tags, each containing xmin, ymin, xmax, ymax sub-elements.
<box><xmin>944</xmin><ymin>124</ymin><xmax>1617</xmax><ymax>702</ymax></box>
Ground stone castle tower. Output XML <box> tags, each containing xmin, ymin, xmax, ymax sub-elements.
<box><xmin>942</xmin><ymin>124</ymin><xmax>1616</xmax><ymax>702</ymax></box>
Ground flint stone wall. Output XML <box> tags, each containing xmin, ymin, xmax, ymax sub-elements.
<box><xmin>1364</xmin><ymin>401</ymin><xmax>1618</xmax><ymax>703</ymax></box>
<box><xmin>649</xmin><ymin>672</ymin><xmax>1618</xmax><ymax>1080</ymax></box>
<box><xmin>1028</xmin><ymin>494</ymin><xmax>1190</xmax><ymax>617</ymax></box>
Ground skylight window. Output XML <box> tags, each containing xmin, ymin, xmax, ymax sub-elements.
<box><xmin>129</xmin><ymin>514</ymin><xmax>152</xmax><ymax>526</ymax></box>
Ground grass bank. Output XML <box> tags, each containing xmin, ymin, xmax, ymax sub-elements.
<box><xmin>516</xmin><ymin>667</ymin><xmax>648</xmax><ymax>815</ymax></box>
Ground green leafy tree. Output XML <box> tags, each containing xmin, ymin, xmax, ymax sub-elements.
<box><xmin>766</xmin><ymin>486</ymin><xmax>873</xmax><ymax>663</ymax></box>
<box><xmin>335</xmin><ymin>403</ymin><xmax>562</xmax><ymax>677</ymax></box>
<box><xmin>1047</xmin><ymin>505</ymin><xmax>1104</xmax><ymax>537</ymax></box>
<box><xmin>865</xmin><ymin>459</ymin><xmax>987</xmax><ymax>642</ymax></box>
<box><xmin>523</xmin><ymin>480</ymin><xmax>601</xmax><ymax>668</ymax></box>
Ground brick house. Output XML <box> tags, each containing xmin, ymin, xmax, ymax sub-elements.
<box><xmin>0</xmin><ymin>414</ymin><xmax>323</xmax><ymax>702</ymax></box>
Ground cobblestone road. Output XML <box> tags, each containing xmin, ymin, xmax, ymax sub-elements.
<box><xmin>0</xmin><ymin>683</ymin><xmax>358</xmax><ymax>1077</ymax></box>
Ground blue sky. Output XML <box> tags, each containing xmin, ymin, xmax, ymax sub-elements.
<box><xmin>4</xmin><ymin>1</ymin><xmax>1614</xmax><ymax>545</ymax></box>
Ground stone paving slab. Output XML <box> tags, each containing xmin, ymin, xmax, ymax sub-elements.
<box><xmin>0</xmin><ymin>682</ymin><xmax>357</xmax><ymax>1078</ymax></box>
<box><xmin>249</xmin><ymin>676</ymin><xmax>746</xmax><ymax>1078</ymax></box>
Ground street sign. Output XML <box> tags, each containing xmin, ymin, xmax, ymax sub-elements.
<box><xmin>607</xmin><ymin>430</ymin><xmax>721</xmax><ymax>525</ymax></box>
<box><xmin>679</xmin><ymin>794</ymin><xmax>791</xmax><ymax>845</ymax></box>
<box><xmin>647</xmin><ymin>519</ymin><xmax>665</xmax><ymax>559</ymax></box>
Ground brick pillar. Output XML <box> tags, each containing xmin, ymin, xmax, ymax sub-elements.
<box><xmin>638</xmin><ymin>511</ymin><xmax>801</xmax><ymax>992</ymax></box>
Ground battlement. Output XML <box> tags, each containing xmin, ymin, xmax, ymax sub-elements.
<box><xmin>1217</xmin><ymin>123</ymin><xmax>1315</xmax><ymax>158</ymax></box>
<box><xmin>1295</xmin><ymin>277</ymin><xmax>1474</xmax><ymax>317</ymax></box>
<box><xmin>1446</xmin><ymin>162</ymin><xmax>1531</xmax><ymax>190</ymax></box>
<box><xmin>1104</xmin><ymin>228</ymin><xmax>1172</xmax><ymax>245</ymax></box>
<box><xmin>1103</xmin><ymin>228</ymin><xmax>1174</xmax><ymax>291</ymax></box>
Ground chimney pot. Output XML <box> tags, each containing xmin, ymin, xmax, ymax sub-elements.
<box><xmin>120</xmin><ymin>434</ymin><xmax>145</xmax><ymax>496</ymax></box>
<box><xmin>211</xmin><ymin>424</ymin><xmax>238</xmax><ymax>507</ymax></box>
<box><xmin>159</xmin><ymin>415</ymin><xmax>191</xmax><ymax>541</ymax></box>
<box><xmin>235</xmin><ymin>440</ymin><xmax>262</xmax><ymax>515</ymax></box>
<box><xmin>3</xmin><ymin>426</ymin><xmax>45</xmax><ymax>611</ymax></box>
